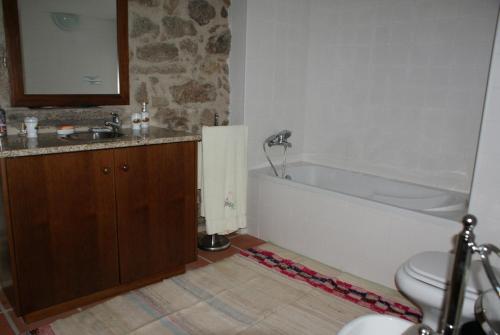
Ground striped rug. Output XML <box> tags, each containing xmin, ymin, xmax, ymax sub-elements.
<box><xmin>36</xmin><ymin>243</ymin><xmax>420</xmax><ymax>335</ymax></box>
<box><xmin>241</xmin><ymin>247</ymin><xmax>421</xmax><ymax>323</ymax></box>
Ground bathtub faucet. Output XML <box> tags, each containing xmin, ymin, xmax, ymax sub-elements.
<box><xmin>265</xmin><ymin>130</ymin><xmax>292</xmax><ymax>148</ymax></box>
<box><xmin>263</xmin><ymin>130</ymin><xmax>292</xmax><ymax>178</ymax></box>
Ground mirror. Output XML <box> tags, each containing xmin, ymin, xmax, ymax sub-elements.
<box><xmin>2</xmin><ymin>0</ymin><xmax>129</xmax><ymax>107</ymax></box>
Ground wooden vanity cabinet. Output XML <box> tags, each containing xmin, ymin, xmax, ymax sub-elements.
<box><xmin>4</xmin><ymin>150</ymin><xmax>120</xmax><ymax>315</ymax></box>
<box><xmin>114</xmin><ymin>142</ymin><xmax>197</xmax><ymax>283</ymax></box>
<box><xmin>0</xmin><ymin>141</ymin><xmax>197</xmax><ymax>319</ymax></box>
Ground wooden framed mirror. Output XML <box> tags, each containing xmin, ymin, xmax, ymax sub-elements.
<box><xmin>2</xmin><ymin>0</ymin><xmax>129</xmax><ymax>107</ymax></box>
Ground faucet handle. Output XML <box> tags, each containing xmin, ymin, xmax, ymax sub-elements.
<box><xmin>110</xmin><ymin>112</ymin><xmax>120</xmax><ymax>123</ymax></box>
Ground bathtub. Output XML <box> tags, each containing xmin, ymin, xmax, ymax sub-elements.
<box><xmin>247</xmin><ymin>162</ymin><xmax>468</xmax><ymax>288</ymax></box>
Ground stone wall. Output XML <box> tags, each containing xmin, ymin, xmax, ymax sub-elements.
<box><xmin>0</xmin><ymin>0</ymin><xmax>231</xmax><ymax>133</ymax></box>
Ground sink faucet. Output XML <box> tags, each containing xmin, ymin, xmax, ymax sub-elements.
<box><xmin>104</xmin><ymin>113</ymin><xmax>121</xmax><ymax>133</ymax></box>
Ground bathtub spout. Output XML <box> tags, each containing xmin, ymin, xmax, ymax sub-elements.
<box><xmin>265</xmin><ymin>130</ymin><xmax>292</xmax><ymax>148</ymax></box>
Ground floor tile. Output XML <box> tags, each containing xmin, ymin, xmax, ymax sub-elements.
<box><xmin>230</xmin><ymin>234</ymin><xmax>265</xmax><ymax>250</ymax></box>
<box><xmin>186</xmin><ymin>257</ymin><xmax>210</xmax><ymax>271</ymax></box>
<box><xmin>197</xmin><ymin>246</ymin><xmax>240</xmax><ymax>263</ymax></box>
<box><xmin>10</xmin><ymin>308</ymin><xmax>79</xmax><ymax>332</ymax></box>
<box><xmin>239</xmin><ymin>302</ymin><xmax>344</xmax><ymax>335</ymax></box>
<box><xmin>0</xmin><ymin>314</ymin><xmax>15</xmax><ymax>335</ymax></box>
<box><xmin>18</xmin><ymin>241</ymin><xmax>417</xmax><ymax>334</ymax></box>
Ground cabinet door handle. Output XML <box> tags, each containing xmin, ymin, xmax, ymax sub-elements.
<box><xmin>121</xmin><ymin>164</ymin><xmax>129</xmax><ymax>172</ymax></box>
<box><xmin>102</xmin><ymin>167</ymin><xmax>111</xmax><ymax>175</ymax></box>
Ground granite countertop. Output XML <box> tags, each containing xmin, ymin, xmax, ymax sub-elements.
<box><xmin>0</xmin><ymin>127</ymin><xmax>201</xmax><ymax>158</ymax></box>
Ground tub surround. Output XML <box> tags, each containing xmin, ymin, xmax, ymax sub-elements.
<box><xmin>0</xmin><ymin>126</ymin><xmax>200</xmax><ymax>158</ymax></box>
<box><xmin>238</xmin><ymin>0</ymin><xmax>499</xmax><ymax>193</ymax></box>
<box><xmin>248</xmin><ymin>163</ymin><xmax>463</xmax><ymax>288</ymax></box>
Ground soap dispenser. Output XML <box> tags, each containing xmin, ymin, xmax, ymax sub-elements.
<box><xmin>140</xmin><ymin>102</ymin><xmax>149</xmax><ymax>129</ymax></box>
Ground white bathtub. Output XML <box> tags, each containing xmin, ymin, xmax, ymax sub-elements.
<box><xmin>247</xmin><ymin>162</ymin><xmax>468</xmax><ymax>288</ymax></box>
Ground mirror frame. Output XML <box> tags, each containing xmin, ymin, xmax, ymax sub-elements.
<box><xmin>2</xmin><ymin>0</ymin><xmax>129</xmax><ymax>107</ymax></box>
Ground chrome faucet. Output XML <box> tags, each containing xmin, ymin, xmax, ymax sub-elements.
<box><xmin>104</xmin><ymin>112</ymin><xmax>121</xmax><ymax>133</ymax></box>
<box><xmin>263</xmin><ymin>130</ymin><xmax>292</xmax><ymax>178</ymax></box>
<box><xmin>264</xmin><ymin>130</ymin><xmax>292</xmax><ymax>148</ymax></box>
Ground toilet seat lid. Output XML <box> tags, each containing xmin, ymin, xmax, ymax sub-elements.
<box><xmin>404</xmin><ymin>251</ymin><xmax>483</xmax><ymax>296</ymax></box>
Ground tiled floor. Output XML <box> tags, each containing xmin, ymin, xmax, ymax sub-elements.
<box><xmin>0</xmin><ymin>233</ymin><xmax>266</xmax><ymax>335</ymax></box>
<box><xmin>0</xmin><ymin>234</ymin><xmax>414</xmax><ymax>334</ymax></box>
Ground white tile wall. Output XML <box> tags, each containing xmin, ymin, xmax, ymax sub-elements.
<box><xmin>243</xmin><ymin>0</ymin><xmax>310</xmax><ymax>168</ymax></box>
<box><xmin>236</xmin><ymin>0</ymin><xmax>498</xmax><ymax>192</ymax></box>
<box><xmin>303</xmin><ymin>0</ymin><xmax>499</xmax><ymax>193</ymax></box>
<box><xmin>469</xmin><ymin>15</ymin><xmax>500</xmax><ymax>245</ymax></box>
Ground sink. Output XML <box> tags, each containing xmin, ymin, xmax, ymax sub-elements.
<box><xmin>338</xmin><ymin>315</ymin><xmax>414</xmax><ymax>335</ymax></box>
<box><xmin>65</xmin><ymin>131</ymin><xmax>124</xmax><ymax>141</ymax></box>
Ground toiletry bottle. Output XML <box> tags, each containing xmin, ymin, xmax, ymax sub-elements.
<box><xmin>132</xmin><ymin>113</ymin><xmax>141</xmax><ymax>130</ymax></box>
<box><xmin>0</xmin><ymin>106</ymin><xmax>7</xmax><ymax>137</ymax></box>
<box><xmin>140</xmin><ymin>102</ymin><xmax>149</xmax><ymax>128</ymax></box>
<box><xmin>18</xmin><ymin>123</ymin><xmax>27</xmax><ymax>137</ymax></box>
<box><xmin>24</xmin><ymin>116</ymin><xmax>38</xmax><ymax>138</ymax></box>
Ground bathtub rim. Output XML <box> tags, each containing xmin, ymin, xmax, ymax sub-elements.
<box><xmin>250</xmin><ymin>162</ymin><xmax>468</xmax><ymax>225</ymax></box>
<box><xmin>277</xmin><ymin>161</ymin><xmax>467</xmax><ymax>198</ymax></box>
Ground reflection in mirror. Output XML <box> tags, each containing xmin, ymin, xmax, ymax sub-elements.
<box><xmin>18</xmin><ymin>0</ymin><xmax>118</xmax><ymax>95</ymax></box>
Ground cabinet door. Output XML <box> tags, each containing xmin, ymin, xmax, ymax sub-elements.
<box><xmin>114</xmin><ymin>142</ymin><xmax>197</xmax><ymax>283</ymax></box>
<box><xmin>6</xmin><ymin>150</ymin><xmax>119</xmax><ymax>314</ymax></box>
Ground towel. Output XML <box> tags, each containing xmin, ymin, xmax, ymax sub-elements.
<box><xmin>201</xmin><ymin>125</ymin><xmax>248</xmax><ymax>235</ymax></box>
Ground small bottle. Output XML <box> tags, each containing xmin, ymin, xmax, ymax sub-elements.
<box><xmin>24</xmin><ymin>116</ymin><xmax>38</xmax><ymax>138</ymax></box>
<box><xmin>131</xmin><ymin>113</ymin><xmax>141</xmax><ymax>130</ymax></box>
<box><xmin>140</xmin><ymin>102</ymin><xmax>149</xmax><ymax>129</ymax></box>
<box><xmin>0</xmin><ymin>106</ymin><xmax>7</xmax><ymax>137</ymax></box>
<box><xmin>18</xmin><ymin>122</ymin><xmax>27</xmax><ymax>136</ymax></box>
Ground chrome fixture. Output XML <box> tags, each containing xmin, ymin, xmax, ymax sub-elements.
<box><xmin>265</xmin><ymin>130</ymin><xmax>292</xmax><ymax>148</ymax></box>
<box><xmin>477</xmin><ymin>244</ymin><xmax>500</xmax><ymax>298</ymax></box>
<box><xmin>198</xmin><ymin>232</ymin><xmax>231</xmax><ymax>251</ymax></box>
<box><xmin>440</xmin><ymin>215</ymin><xmax>477</xmax><ymax>335</ymax></box>
<box><xmin>104</xmin><ymin>112</ymin><xmax>121</xmax><ymax>133</ymax></box>
<box><xmin>404</xmin><ymin>214</ymin><xmax>500</xmax><ymax>335</ymax></box>
<box><xmin>263</xmin><ymin>130</ymin><xmax>292</xmax><ymax>178</ymax></box>
<box><xmin>476</xmin><ymin>288</ymin><xmax>500</xmax><ymax>335</ymax></box>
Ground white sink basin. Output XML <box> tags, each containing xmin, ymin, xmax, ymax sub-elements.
<box><xmin>338</xmin><ymin>315</ymin><xmax>413</xmax><ymax>335</ymax></box>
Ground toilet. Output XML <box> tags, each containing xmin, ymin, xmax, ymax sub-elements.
<box><xmin>395</xmin><ymin>251</ymin><xmax>497</xmax><ymax>331</ymax></box>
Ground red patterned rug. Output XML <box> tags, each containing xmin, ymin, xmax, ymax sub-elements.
<box><xmin>240</xmin><ymin>247</ymin><xmax>422</xmax><ymax>323</ymax></box>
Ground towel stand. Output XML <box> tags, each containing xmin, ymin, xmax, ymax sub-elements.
<box><xmin>198</xmin><ymin>231</ymin><xmax>231</xmax><ymax>251</ymax></box>
<box><xmin>197</xmin><ymin>113</ymin><xmax>232</xmax><ymax>252</ymax></box>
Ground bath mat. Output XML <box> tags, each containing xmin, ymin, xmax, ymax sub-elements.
<box><xmin>240</xmin><ymin>247</ymin><xmax>422</xmax><ymax>323</ymax></box>
<box><xmin>33</xmin><ymin>244</ymin><xmax>420</xmax><ymax>335</ymax></box>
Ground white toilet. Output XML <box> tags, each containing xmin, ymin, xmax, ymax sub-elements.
<box><xmin>395</xmin><ymin>251</ymin><xmax>497</xmax><ymax>331</ymax></box>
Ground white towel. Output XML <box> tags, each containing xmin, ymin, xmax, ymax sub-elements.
<box><xmin>201</xmin><ymin>125</ymin><xmax>248</xmax><ymax>235</ymax></box>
